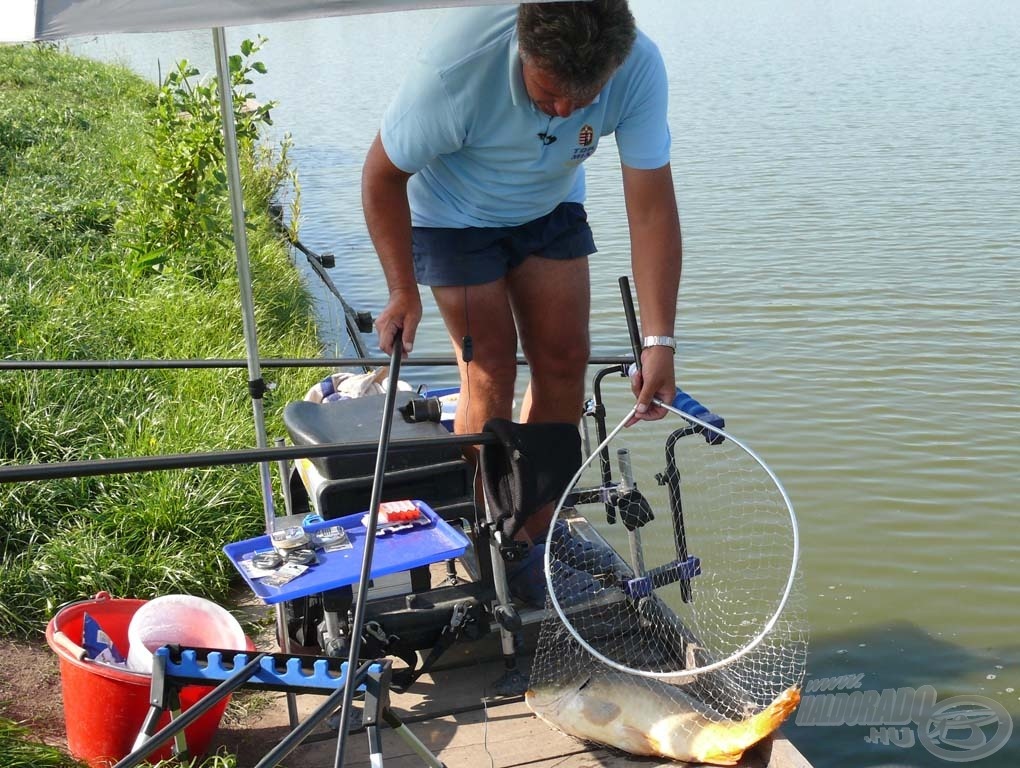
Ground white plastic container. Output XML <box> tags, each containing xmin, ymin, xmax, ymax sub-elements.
<box><xmin>126</xmin><ymin>594</ymin><xmax>246</xmax><ymax>674</ymax></box>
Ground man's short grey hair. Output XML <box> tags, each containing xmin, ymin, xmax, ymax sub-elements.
<box><xmin>517</xmin><ymin>0</ymin><xmax>637</xmax><ymax>99</ymax></box>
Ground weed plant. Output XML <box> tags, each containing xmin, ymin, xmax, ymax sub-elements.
<box><xmin>0</xmin><ymin>42</ymin><xmax>331</xmax><ymax>640</ymax></box>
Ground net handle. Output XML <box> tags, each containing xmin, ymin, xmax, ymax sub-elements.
<box><xmin>544</xmin><ymin>400</ymin><xmax>801</xmax><ymax>680</ymax></box>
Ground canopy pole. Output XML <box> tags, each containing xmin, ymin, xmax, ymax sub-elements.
<box><xmin>212</xmin><ymin>27</ymin><xmax>276</xmax><ymax>534</ymax></box>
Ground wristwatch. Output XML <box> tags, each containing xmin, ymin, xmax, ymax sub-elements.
<box><xmin>642</xmin><ymin>335</ymin><xmax>676</xmax><ymax>352</ymax></box>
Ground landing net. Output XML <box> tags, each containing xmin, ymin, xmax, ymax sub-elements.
<box><xmin>531</xmin><ymin>402</ymin><xmax>807</xmax><ymax>720</ymax></box>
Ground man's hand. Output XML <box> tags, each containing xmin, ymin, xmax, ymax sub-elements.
<box><xmin>375</xmin><ymin>286</ymin><xmax>421</xmax><ymax>357</ymax></box>
<box><xmin>627</xmin><ymin>345</ymin><xmax>676</xmax><ymax>426</ymax></box>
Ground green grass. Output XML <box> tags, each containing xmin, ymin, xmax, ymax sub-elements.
<box><xmin>0</xmin><ymin>717</ymin><xmax>243</xmax><ymax>768</ymax></box>
<box><xmin>0</xmin><ymin>40</ymin><xmax>331</xmax><ymax>768</ymax></box>
<box><xmin>0</xmin><ymin>719</ymin><xmax>84</xmax><ymax>768</ymax></box>
<box><xmin>0</xmin><ymin>717</ymin><xmax>245</xmax><ymax>768</ymax></box>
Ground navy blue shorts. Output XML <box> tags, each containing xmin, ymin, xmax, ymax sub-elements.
<box><xmin>411</xmin><ymin>202</ymin><xmax>596</xmax><ymax>287</ymax></box>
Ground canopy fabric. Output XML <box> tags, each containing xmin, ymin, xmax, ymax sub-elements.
<box><xmin>3</xmin><ymin>0</ymin><xmax>559</xmax><ymax>42</ymax></box>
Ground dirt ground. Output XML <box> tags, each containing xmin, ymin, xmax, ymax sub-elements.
<box><xmin>0</xmin><ymin>637</ymin><xmax>68</xmax><ymax>745</ymax></box>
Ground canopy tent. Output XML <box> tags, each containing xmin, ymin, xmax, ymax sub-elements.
<box><xmin>3</xmin><ymin>0</ymin><xmax>538</xmax><ymax>41</ymax></box>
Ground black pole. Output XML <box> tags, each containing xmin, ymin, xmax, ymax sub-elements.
<box><xmin>0</xmin><ymin>432</ymin><xmax>500</xmax><ymax>484</ymax></box>
<box><xmin>0</xmin><ymin>355</ymin><xmax>631</xmax><ymax>371</ymax></box>
<box><xmin>664</xmin><ymin>429</ymin><xmax>694</xmax><ymax>603</ymax></box>
<box><xmin>619</xmin><ymin>276</ymin><xmax>644</xmax><ymax>366</ymax></box>
<box><xmin>288</xmin><ymin>237</ymin><xmax>371</xmax><ymax>363</ymax></box>
<box><xmin>603</xmin><ymin>275</ymin><xmax>646</xmax><ymax>524</ymax></box>
<box><xmin>333</xmin><ymin>331</ymin><xmax>404</xmax><ymax>767</ymax></box>
<box><xmin>592</xmin><ymin>365</ymin><xmax>625</xmax><ymax>524</ymax></box>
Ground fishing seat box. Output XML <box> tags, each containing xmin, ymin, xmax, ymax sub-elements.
<box><xmin>283</xmin><ymin>394</ymin><xmax>475</xmax><ymax>525</ymax></box>
<box><xmin>283</xmin><ymin>394</ymin><xmax>484</xmax><ymax>652</ymax></box>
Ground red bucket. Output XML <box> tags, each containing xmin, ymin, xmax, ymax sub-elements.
<box><xmin>45</xmin><ymin>592</ymin><xmax>243</xmax><ymax>767</ymax></box>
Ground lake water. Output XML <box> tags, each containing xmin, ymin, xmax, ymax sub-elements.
<box><xmin>70</xmin><ymin>1</ymin><xmax>1019</xmax><ymax>765</ymax></box>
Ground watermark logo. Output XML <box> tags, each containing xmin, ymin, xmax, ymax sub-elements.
<box><xmin>917</xmin><ymin>695</ymin><xmax>1013</xmax><ymax>763</ymax></box>
<box><xmin>796</xmin><ymin>675</ymin><xmax>1013</xmax><ymax>762</ymax></box>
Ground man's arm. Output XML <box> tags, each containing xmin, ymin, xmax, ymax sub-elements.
<box><xmin>621</xmin><ymin>162</ymin><xmax>682</xmax><ymax>422</ymax></box>
<box><xmin>362</xmin><ymin>132</ymin><xmax>419</xmax><ymax>356</ymax></box>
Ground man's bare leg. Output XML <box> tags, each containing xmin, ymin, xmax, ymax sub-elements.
<box><xmin>507</xmin><ymin>255</ymin><xmax>591</xmax><ymax>539</ymax></box>
<box><xmin>508</xmin><ymin>255</ymin><xmax>591</xmax><ymax>425</ymax></box>
<box><xmin>431</xmin><ymin>278</ymin><xmax>519</xmax><ymax>458</ymax></box>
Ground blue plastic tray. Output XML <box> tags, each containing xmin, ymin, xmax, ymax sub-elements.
<box><xmin>224</xmin><ymin>501</ymin><xmax>468</xmax><ymax>605</ymax></box>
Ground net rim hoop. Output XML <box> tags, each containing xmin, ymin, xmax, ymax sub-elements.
<box><xmin>544</xmin><ymin>400</ymin><xmax>801</xmax><ymax>681</ymax></box>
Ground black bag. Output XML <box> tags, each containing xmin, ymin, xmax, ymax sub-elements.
<box><xmin>479</xmin><ymin>419</ymin><xmax>582</xmax><ymax>543</ymax></box>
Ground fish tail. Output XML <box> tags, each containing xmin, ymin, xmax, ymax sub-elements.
<box><xmin>699</xmin><ymin>686</ymin><xmax>802</xmax><ymax>766</ymax></box>
<box><xmin>744</xmin><ymin>685</ymin><xmax>801</xmax><ymax>741</ymax></box>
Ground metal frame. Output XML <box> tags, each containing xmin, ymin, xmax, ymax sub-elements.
<box><xmin>112</xmin><ymin>646</ymin><xmax>443</xmax><ymax>768</ymax></box>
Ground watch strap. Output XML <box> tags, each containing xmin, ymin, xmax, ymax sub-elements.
<box><xmin>642</xmin><ymin>335</ymin><xmax>676</xmax><ymax>351</ymax></box>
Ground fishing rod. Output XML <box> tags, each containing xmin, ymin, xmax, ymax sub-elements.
<box><xmin>286</xmin><ymin>235</ymin><xmax>373</xmax><ymax>365</ymax></box>
<box><xmin>268</xmin><ymin>202</ymin><xmax>373</xmax><ymax>364</ymax></box>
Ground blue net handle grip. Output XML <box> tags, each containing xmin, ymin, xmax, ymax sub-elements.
<box><xmin>668</xmin><ymin>386</ymin><xmax>726</xmax><ymax>444</ymax></box>
<box><xmin>671</xmin><ymin>387</ymin><xmax>710</xmax><ymax>418</ymax></box>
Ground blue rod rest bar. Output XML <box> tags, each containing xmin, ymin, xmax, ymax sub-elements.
<box><xmin>156</xmin><ymin>646</ymin><xmax>384</xmax><ymax>695</ymax></box>
<box><xmin>623</xmin><ymin>556</ymin><xmax>702</xmax><ymax>599</ymax></box>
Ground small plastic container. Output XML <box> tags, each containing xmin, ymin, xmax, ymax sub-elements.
<box><xmin>126</xmin><ymin>593</ymin><xmax>247</xmax><ymax>674</ymax></box>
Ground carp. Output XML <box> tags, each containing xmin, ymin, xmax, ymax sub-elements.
<box><xmin>526</xmin><ymin>672</ymin><xmax>800</xmax><ymax>765</ymax></box>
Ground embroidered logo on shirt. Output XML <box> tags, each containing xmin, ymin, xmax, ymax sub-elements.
<box><xmin>562</xmin><ymin>124</ymin><xmax>598</xmax><ymax>165</ymax></box>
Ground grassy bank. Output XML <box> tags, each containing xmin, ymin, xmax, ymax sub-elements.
<box><xmin>0</xmin><ymin>42</ymin><xmax>329</xmax><ymax>761</ymax></box>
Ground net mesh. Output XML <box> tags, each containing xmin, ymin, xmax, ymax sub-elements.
<box><xmin>530</xmin><ymin>407</ymin><xmax>807</xmax><ymax>726</ymax></box>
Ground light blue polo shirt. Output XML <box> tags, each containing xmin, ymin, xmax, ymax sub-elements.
<box><xmin>380</xmin><ymin>5</ymin><xmax>671</xmax><ymax>229</ymax></box>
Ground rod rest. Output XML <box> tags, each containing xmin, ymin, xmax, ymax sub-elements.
<box><xmin>622</xmin><ymin>556</ymin><xmax>702</xmax><ymax>599</ymax></box>
<box><xmin>155</xmin><ymin>645</ymin><xmax>384</xmax><ymax>696</ymax></box>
